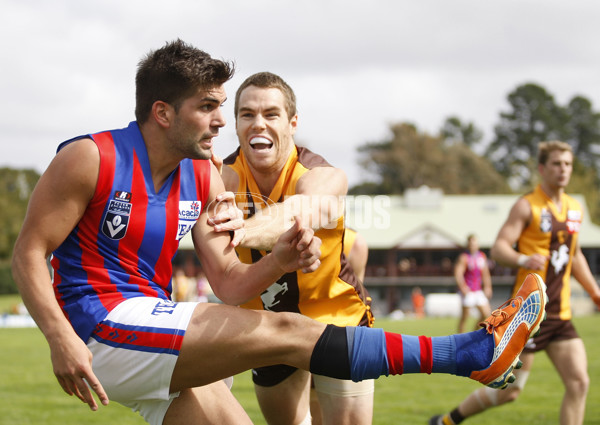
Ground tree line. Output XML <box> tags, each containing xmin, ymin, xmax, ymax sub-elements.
<box><xmin>350</xmin><ymin>82</ymin><xmax>600</xmax><ymax>225</ymax></box>
<box><xmin>0</xmin><ymin>167</ymin><xmax>39</xmax><ymax>293</ymax></box>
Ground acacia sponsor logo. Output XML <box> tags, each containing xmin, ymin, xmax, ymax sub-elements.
<box><xmin>176</xmin><ymin>201</ymin><xmax>202</xmax><ymax>240</ymax></box>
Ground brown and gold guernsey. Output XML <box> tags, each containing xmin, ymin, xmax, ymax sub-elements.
<box><xmin>224</xmin><ymin>146</ymin><xmax>373</xmax><ymax>327</ymax></box>
<box><xmin>514</xmin><ymin>184</ymin><xmax>583</xmax><ymax>320</ymax></box>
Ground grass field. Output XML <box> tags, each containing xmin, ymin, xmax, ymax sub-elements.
<box><xmin>1</xmin><ymin>294</ymin><xmax>599</xmax><ymax>424</ymax></box>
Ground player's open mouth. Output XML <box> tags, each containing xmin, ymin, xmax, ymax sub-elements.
<box><xmin>249</xmin><ymin>136</ymin><xmax>273</xmax><ymax>150</ymax></box>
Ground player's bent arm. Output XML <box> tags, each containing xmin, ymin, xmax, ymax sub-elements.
<box><xmin>193</xmin><ymin>165</ymin><xmax>321</xmax><ymax>305</ymax></box>
<box><xmin>13</xmin><ymin>139</ymin><xmax>98</xmax><ymax>336</ymax></box>
<box><xmin>239</xmin><ymin>167</ymin><xmax>348</xmax><ymax>251</ymax></box>
<box><xmin>12</xmin><ymin>138</ymin><xmax>109</xmax><ymax>409</ymax></box>
<box><xmin>491</xmin><ymin>198</ymin><xmax>532</xmax><ymax>267</ymax></box>
<box><xmin>454</xmin><ymin>254</ymin><xmax>469</xmax><ymax>295</ymax></box>
<box><xmin>481</xmin><ymin>260</ymin><xmax>493</xmax><ymax>298</ymax></box>
<box><xmin>347</xmin><ymin>232</ymin><xmax>368</xmax><ymax>282</ymax></box>
<box><xmin>571</xmin><ymin>244</ymin><xmax>600</xmax><ymax>307</ymax></box>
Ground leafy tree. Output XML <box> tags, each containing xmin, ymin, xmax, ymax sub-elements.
<box><xmin>486</xmin><ymin>83</ymin><xmax>570</xmax><ymax>190</ymax></box>
<box><xmin>565</xmin><ymin>95</ymin><xmax>600</xmax><ymax>169</ymax></box>
<box><xmin>438</xmin><ymin>143</ymin><xmax>510</xmax><ymax>194</ymax></box>
<box><xmin>0</xmin><ymin>168</ymin><xmax>40</xmax><ymax>260</ymax></box>
<box><xmin>354</xmin><ymin>123</ymin><xmax>443</xmax><ymax>194</ymax></box>
<box><xmin>351</xmin><ymin>122</ymin><xmax>509</xmax><ymax>195</ymax></box>
<box><xmin>441</xmin><ymin>116</ymin><xmax>484</xmax><ymax>149</ymax></box>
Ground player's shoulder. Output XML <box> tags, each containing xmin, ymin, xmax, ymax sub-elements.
<box><xmin>564</xmin><ymin>191</ymin><xmax>582</xmax><ymax>208</ymax></box>
<box><xmin>296</xmin><ymin>146</ymin><xmax>333</xmax><ymax>169</ymax></box>
<box><xmin>221</xmin><ymin>163</ymin><xmax>239</xmax><ymax>191</ymax></box>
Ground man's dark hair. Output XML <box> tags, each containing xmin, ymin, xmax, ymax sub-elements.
<box><xmin>135</xmin><ymin>39</ymin><xmax>234</xmax><ymax>123</ymax></box>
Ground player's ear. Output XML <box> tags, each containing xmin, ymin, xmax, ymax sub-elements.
<box><xmin>152</xmin><ymin>101</ymin><xmax>173</xmax><ymax>128</ymax></box>
<box><xmin>289</xmin><ymin>114</ymin><xmax>298</xmax><ymax>136</ymax></box>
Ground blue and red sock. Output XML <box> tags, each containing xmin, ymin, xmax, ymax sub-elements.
<box><xmin>309</xmin><ymin>325</ymin><xmax>493</xmax><ymax>381</ymax></box>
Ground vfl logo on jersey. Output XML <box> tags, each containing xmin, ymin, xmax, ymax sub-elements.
<box><xmin>566</xmin><ymin>209</ymin><xmax>582</xmax><ymax>234</ymax></box>
<box><xmin>176</xmin><ymin>200</ymin><xmax>201</xmax><ymax>240</ymax></box>
<box><xmin>540</xmin><ymin>208</ymin><xmax>552</xmax><ymax>233</ymax></box>
<box><xmin>102</xmin><ymin>191</ymin><xmax>132</xmax><ymax>240</ymax></box>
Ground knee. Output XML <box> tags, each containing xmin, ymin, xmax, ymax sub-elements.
<box><xmin>269</xmin><ymin>311</ymin><xmax>311</xmax><ymax>333</ymax></box>
<box><xmin>566</xmin><ymin>373</ymin><xmax>590</xmax><ymax>398</ymax></box>
<box><xmin>494</xmin><ymin>386</ymin><xmax>521</xmax><ymax>405</ymax></box>
<box><xmin>276</xmin><ymin>311</ymin><xmax>303</xmax><ymax>326</ymax></box>
<box><xmin>482</xmin><ymin>385</ymin><xmax>521</xmax><ymax>407</ymax></box>
<box><xmin>502</xmin><ymin>387</ymin><xmax>522</xmax><ymax>404</ymax></box>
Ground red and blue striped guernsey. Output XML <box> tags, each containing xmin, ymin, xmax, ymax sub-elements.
<box><xmin>51</xmin><ymin>122</ymin><xmax>211</xmax><ymax>342</ymax></box>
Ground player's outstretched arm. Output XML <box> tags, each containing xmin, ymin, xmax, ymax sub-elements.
<box><xmin>220</xmin><ymin>165</ymin><xmax>347</xmax><ymax>251</ymax></box>
<box><xmin>193</xmin><ymin>165</ymin><xmax>322</xmax><ymax>305</ymax></box>
<box><xmin>12</xmin><ymin>138</ymin><xmax>109</xmax><ymax>410</ymax></box>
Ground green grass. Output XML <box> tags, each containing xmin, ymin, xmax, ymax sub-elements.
<box><xmin>1</xmin><ymin>295</ymin><xmax>599</xmax><ymax>424</ymax></box>
<box><xmin>0</xmin><ymin>293</ymin><xmax>21</xmax><ymax>314</ymax></box>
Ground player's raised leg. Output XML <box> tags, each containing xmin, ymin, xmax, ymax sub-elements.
<box><xmin>167</xmin><ymin>273</ymin><xmax>547</xmax><ymax>419</ymax></box>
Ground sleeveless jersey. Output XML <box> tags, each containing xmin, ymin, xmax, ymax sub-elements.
<box><xmin>463</xmin><ymin>251</ymin><xmax>487</xmax><ymax>291</ymax></box>
<box><xmin>513</xmin><ymin>184</ymin><xmax>582</xmax><ymax>320</ymax></box>
<box><xmin>343</xmin><ymin>228</ymin><xmax>358</xmax><ymax>258</ymax></box>
<box><xmin>51</xmin><ymin>121</ymin><xmax>211</xmax><ymax>341</ymax></box>
<box><xmin>224</xmin><ymin>146</ymin><xmax>373</xmax><ymax>327</ymax></box>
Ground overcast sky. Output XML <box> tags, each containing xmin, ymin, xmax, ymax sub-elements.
<box><xmin>2</xmin><ymin>0</ymin><xmax>599</xmax><ymax>186</ymax></box>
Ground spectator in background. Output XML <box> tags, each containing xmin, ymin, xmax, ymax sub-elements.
<box><xmin>195</xmin><ymin>268</ymin><xmax>210</xmax><ymax>303</ymax></box>
<box><xmin>411</xmin><ymin>286</ymin><xmax>425</xmax><ymax>319</ymax></box>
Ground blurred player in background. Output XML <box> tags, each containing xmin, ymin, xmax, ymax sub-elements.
<box><xmin>431</xmin><ymin>141</ymin><xmax>600</xmax><ymax>425</ymax></box>
<box><xmin>454</xmin><ymin>234</ymin><xmax>492</xmax><ymax>333</ymax></box>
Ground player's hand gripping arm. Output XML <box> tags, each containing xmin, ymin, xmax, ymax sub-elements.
<box><xmin>205</xmin><ymin>150</ymin><xmax>247</xmax><ymax>247</ymax></box>
<box><xmin>206</xmin><ymin>191</ymin><xmax>245</xmax><ymax>247</ymax></box>
<box><xmin>192</xmin><ymin>164</ymin><xmax>322</xmax><ymax>305</ymax></box>
<box><xmin>11</xmin><ymin>139</ymin><xmax>109</xmax><ymax>411</ymax></box>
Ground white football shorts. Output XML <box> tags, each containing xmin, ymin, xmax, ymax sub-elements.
<box><xmin>460</xmin><ymin>289</ymin><xmax>488</xmax><ymax>308</ymax></box>
<box><xmin>87</xmin><ymin>297</ymin><xmax>197</xmax><ymax>425</ymax></box>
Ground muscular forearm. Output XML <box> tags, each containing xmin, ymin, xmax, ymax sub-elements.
<box><xmin>241</xmin><ymin>194</ymin><xmax>342</xmax><ymax>251</ymax></box>
<box><xmin>490</xmin><ymin>240</ymin><xmax>522</xmax><ymax>267</ymax></box>
<box><xmin>572</xmin><ymin>250</ymin><xmax>600</xmax><ymax>305</ymax></box>
<box><xmin>12</xmin><ymin>249</ymin><xmax>75</xmax><ymax>341</ymax></box>
<box><xmin>242</xmin><ymin>203</ymin><xmax>294</xmax><ymax>251</ymax></box>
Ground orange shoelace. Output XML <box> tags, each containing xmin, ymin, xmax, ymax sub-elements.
<box><xmin>479</xmin><ymin>297</ymin><xmax>523</xmax><ymax>333</ymax></box>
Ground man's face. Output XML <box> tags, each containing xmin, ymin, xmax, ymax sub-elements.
<box><xmin>235</xmin><ymin>86</ymin><xmax>297</xmax><ymax>174</ymax></box>
<box><xmin>169</xmin><ymin>86</ymin><xmax>227</xmax><ymax>160</ymax></box>
<box><xmin>539</xmin><ymin>149</ymin><xmax>573</xmax><ymax>189</ymax></box>
<box><xmin>467</xmin><ymin>237</ymin><xmax>479</xmax><ymax>253</ymax></box>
